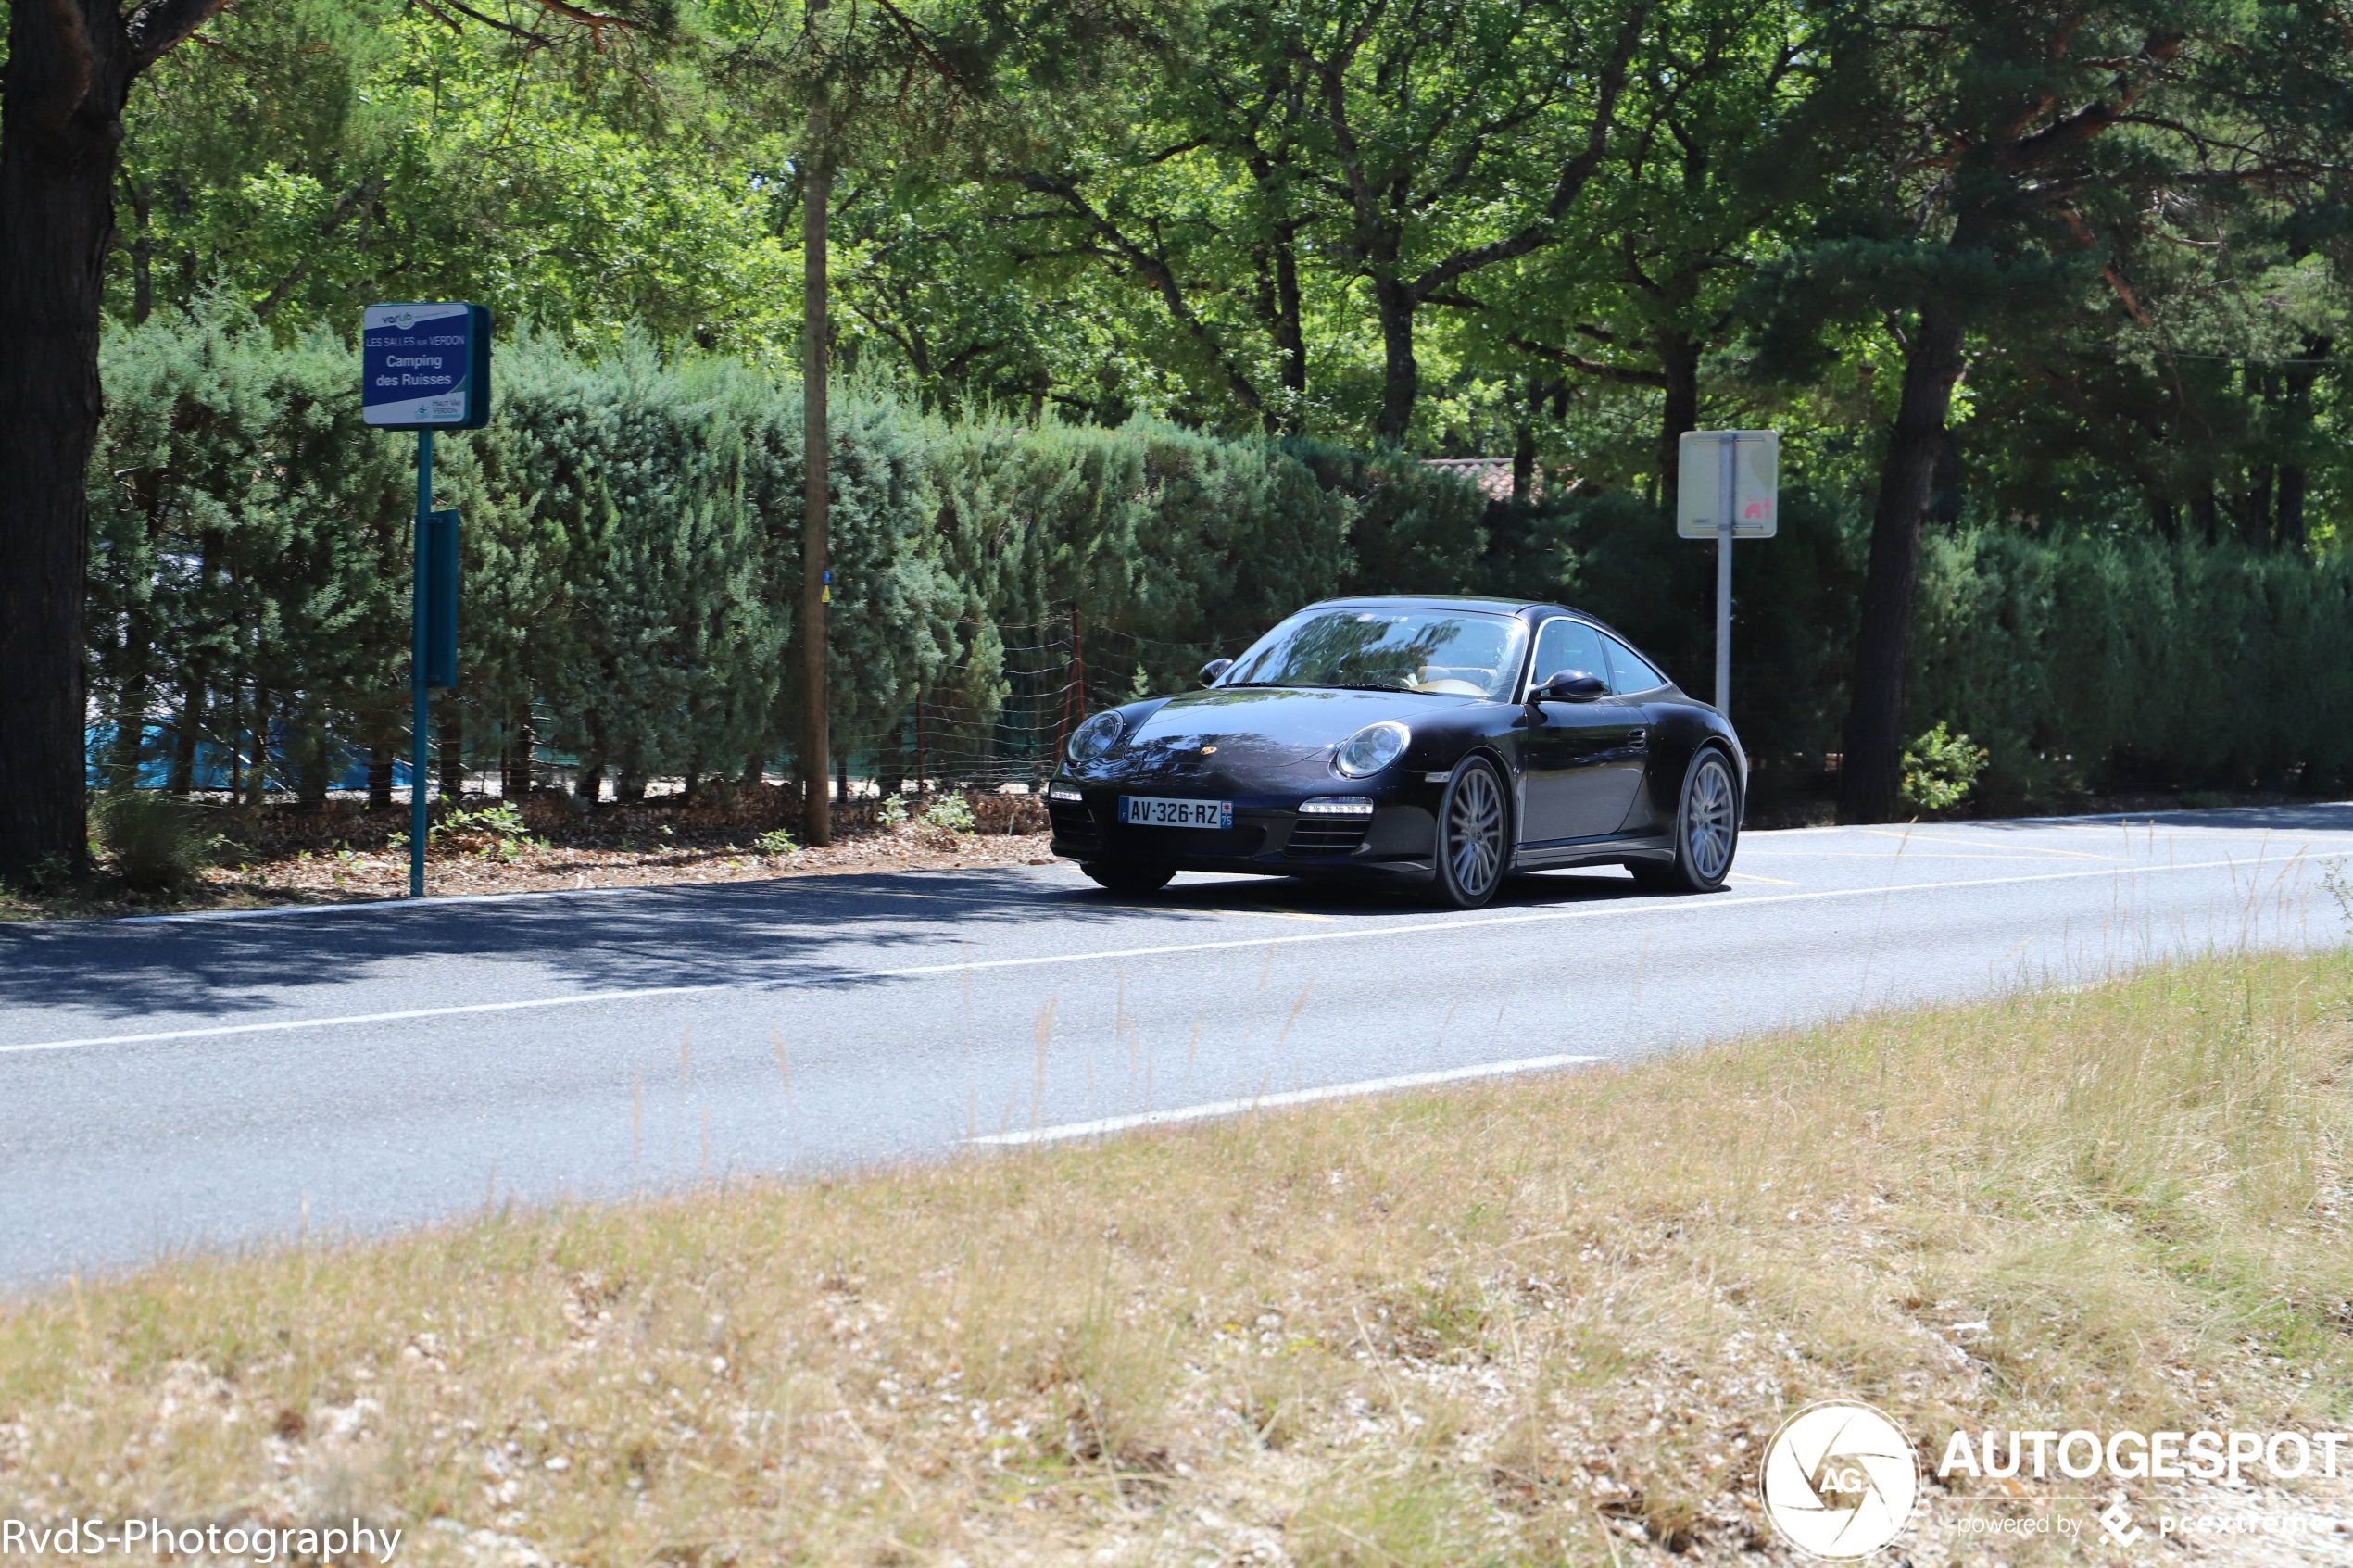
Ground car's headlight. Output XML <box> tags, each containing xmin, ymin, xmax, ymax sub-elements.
<box><xmin>1332</xmin><ymin>721</ymin><xmax>1409</xmax><ymax>778</ymax></box>
<box><xmin>1066</xmin><ymin>709</ymin><xmax>1126</xmax><ymax>762</ymax></box>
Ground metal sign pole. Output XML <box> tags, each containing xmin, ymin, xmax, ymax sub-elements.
<box><xmin>1715</xmin><ymin>432</ymin><xmax>1734</xmax><ymax>721</ymax></box>
<box><xmin>409</xmin><ymin>428</ymin><xmax>433</xmax><ymax>898</ymax></box>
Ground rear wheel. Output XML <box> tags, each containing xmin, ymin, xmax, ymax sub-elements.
<box><xmin>1433</xmin><ymin>756</ymin><xmax>1508</xmax><ymax>909</ymax></box>
<box><xmin>1083</xmin><ymin>862</ymin><xmax>1175</xmax><ymax>895</ymax></box>
<box><xmin>1631</xmin><ymin>748</ymin><xmax>1738</xmax><ymax>892</ymax></box>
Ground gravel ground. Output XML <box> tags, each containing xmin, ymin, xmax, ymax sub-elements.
<box><xmin>3</xmin><ymin>785</ymin><xmax>1061</xmax><ymax>920</ymax></box>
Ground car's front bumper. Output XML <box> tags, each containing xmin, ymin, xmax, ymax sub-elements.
<box><xmin>1044</xmin><ymin>780</ymin><xmax>1438</xmax><ymax>878</ymax></box>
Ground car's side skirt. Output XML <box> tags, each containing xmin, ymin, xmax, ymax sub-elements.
<box><xmin>1511</xmin><ymin>833</ymin><xmax>1673</xmax><ymax>871</ymax></box>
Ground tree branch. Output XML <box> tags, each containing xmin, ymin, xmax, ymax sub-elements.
<box><xmin>124</xmin><ymin>0</ymin><xmax>231</xmax><ymax>72</ymax></box>
<box><xmin>438</xmin><ymin>0</ymin><xmax>560</xmax><ymax>47</ymax></box>
<box><xmin>1000</xmin><ymin>170</ymin><xmax>1265</xmax><ymax>413</ymax></box>
<box><xmin>1407</xmin><ymin>1</ymin><xmax>1650</xmax><ymax>298</ymax></box>
<box><xmin>1507</xmin><ymin>333</ymin><xmax>1668</xmax><ymax>387</ymax></box>
<box><xmin>513</xmin><ymin>0</ymin><xmax>633</xmax><ymax>47</ymax></box>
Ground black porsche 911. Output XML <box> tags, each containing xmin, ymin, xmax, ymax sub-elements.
<box><xmin>1044</xmin><ymin>596</ymin><xmax>1743</xmax><ymax>909</ymax></box>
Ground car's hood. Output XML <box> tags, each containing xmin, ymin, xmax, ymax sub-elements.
<box><xmin>1116</xmin><ymin>685</ymin><xmax>1480</xmax><ymax>770</ymax></box>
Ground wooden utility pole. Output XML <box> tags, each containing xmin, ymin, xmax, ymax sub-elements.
<box><xmin>800</xmin><ymin>0</ymin><xmax>833</xmax><ymax>845</ymax></box>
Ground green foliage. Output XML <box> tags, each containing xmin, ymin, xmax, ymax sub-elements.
<box><xmin>80</xmin><ymin>308</ymin><xmax>2353</xmax><ymax>813</ymax></box>
<box><xmin>1909</xmin><ymin>531</ymin><xmax>2353</xmax><ymax>802</ymax></box>
<box><xmin>115</xmin><ymin>0</ymin><xmax>774</xmax><ymax>349</ymax></box>
<box><xmin>1898</xmin><ymin>724</ymin><xmax>1986</xmax><ymax>814</ymax></box>
<box><xmin>921</xmin><ymin>794</ymin><xmax>975</xmax><ymax>835</ymax></box>
<box><xmin>753</xmin><ymin>828</ymin><xmax>801</xmax><ymax>858</ymax></box>
<box><xmin>88</xmin><ymin>293</ymin><xmax>410</xmax><ymax>801</ymax></box>
<box><xmin>432</xmin><ymin>802</ymin><xmax>539</xmax><ymax>859</ymax></box>
<box><xmin>90</xmin><ymin>793</ymin><xmax>220</xmax><ymax>890</ymax></box>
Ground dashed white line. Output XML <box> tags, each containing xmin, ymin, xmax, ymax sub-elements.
<box><xmin>971</xmin><ymin>1053</ymin><xmax>1607</xmax><ymax>1145</ymax></box>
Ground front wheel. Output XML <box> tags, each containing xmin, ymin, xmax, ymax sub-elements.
<box><xmin>1082</xmin><ymin>862</ymin><xmax>1175</xmax><ymax>895</ymax></box>
<box><xmin>1631</xmin><ymin>748</ymin><xmax>1738</xmax><ymax>893</ymax></box>
<box><xmin>1432</xmin><ymin>756</ymin><xmax>1509</xmax><ymax>909</ymax></box>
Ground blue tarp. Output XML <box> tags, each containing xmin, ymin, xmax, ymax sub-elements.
<box><xmin>85</xmin><ymin>725</ymin><xmax>409</xmax><ymax>792</ymax></box>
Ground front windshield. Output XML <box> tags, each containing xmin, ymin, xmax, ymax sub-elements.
<box><xmin>1221</xmin><ymin>608</ymin><xmax>1528</xmax><ymax>700</ymax></box>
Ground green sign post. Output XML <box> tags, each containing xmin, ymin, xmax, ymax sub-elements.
<box><xmin>362</xmin><ymin>303</ymin><xmax>491</xmax><ymax>897</ymax></box>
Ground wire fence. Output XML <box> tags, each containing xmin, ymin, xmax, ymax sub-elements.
<box><xmin>88</xmin><ymin>616</ymin><xmax>1227</xmax><ymax>806</ymax></box>
<box><xmin>894</xmin><ymin>616</ymin><xmax>1216</xmax><ymax>793</ymax></box>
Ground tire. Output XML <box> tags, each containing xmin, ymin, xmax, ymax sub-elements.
<box><xmin>1432</xmin><ymin>756</ymin><xmax>1509</xmax><ymax>909</ymax></box>
<box><xmin>1632</xmin><ymin>747</ymin><xmax>1739</xmax><ymax>892</ymax></box>
<box><xmin>1082</xmin><ymin>862</ymin><xmax>1176</xmax><ymax>895</ymax></box>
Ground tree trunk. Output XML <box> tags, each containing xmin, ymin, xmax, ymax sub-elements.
<box><xmin>1838</xmin><ymin>301</ymin><xmax>1967</xmax><ymax>824</ymax></box>
<box><xmin>0</xmin><ymin>0</ymin><xmax>220</xmax><ymax>878</ymax></box>
<box><xmin>881</xmin><ymin>721</ymin><xmax>906</xmax><ymax>800</ymax></box>
<box><xmin>169</xmin><ymin>672</ymin><xmax>205</xmax><ymax>797</ymax></box>
<box><xmin>123</xmin><ymin>171</ymin><xmax>154</xmax><ymax>325</ymax></box>
<box><xmin>1372</xmin><ymin>275</ymin><xmax>1418</xmax><ymax>445</ymax></box>
<box><xmin>105</xmin><ymin>599</ymin><xmax>154</xmax><ymax>792</ymax></box>
<box><xmin>0</xmin><ymin>8</ymin><xmax>124</xmax><ymax>876</ymax></box>
<box><xmin>2187</xmin><ymin>484</ymin><xmax>2220</xmax><ymax>545</ymax></box>
<box><xmin>2243</xmin><ymin>465</ymin><xmax>2272</xmax><ymax>541</ymax></box>
<box><xmin>1655</xmin><ymin>330</ymin><xmax>1701</xmax><ymax>509</ymax></box>
<box><xmin>291</xmin><ymin>700</ymin><xmax>333</xmax><ymax>811</ymax></box>
<box><xmin>1252</xmin><ymin>221</ymin><xmax>1310</xmax><ymax>436</ymax></box>
<box><xmin>245</xmin><ymin>694</ymin><xmax>271</xmax><ymax>806</ymax></box>
<box><xmin>2276</xmin><ymin>333</ymin><xmax>2330</xmax><ymax>549</ymax></box>
<box><xmin>437</xmin><ymin>709</ymin><xmax>464</xmax><ymax>802</ymax></box>
<box><xmin>368</xmin><ymin>746</ymin><xmax>395</xmax><ymax>810</ymax></box>
<box><xmin>2276</xmin><ymin>465</ymin><xmax>2307</xmax><ymax>549</ymax></box>
<box><xmin>503</xmin><ymin>709</ymin><xmax>535</xmax><ymax>799</ymax></box>
<box><xmin>1274</xmin><ymin>234</ymin><xmax>1306</xmax><ymax>421</ymax></box>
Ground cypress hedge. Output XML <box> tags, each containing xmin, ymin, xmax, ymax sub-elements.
<box><xmin>83</xmin><ymin>308</ymin><xmax>2353</xmax><ymax>809</ymax></box>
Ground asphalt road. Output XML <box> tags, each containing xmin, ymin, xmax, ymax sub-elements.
<box><xmin>4</xmin><ymin>804</ymin><xmax>2348</xmax><ymax>1288</ymax></box>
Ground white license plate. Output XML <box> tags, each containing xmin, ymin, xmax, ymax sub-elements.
<box><xmin>1119</xmin><ymin>796</ymin><xmax>1233</xmax><ymax>829</ymax></box>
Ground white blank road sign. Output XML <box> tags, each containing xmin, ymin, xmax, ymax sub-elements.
<box><xmin>1677</xmin><ymin>430</ymin><xmax>1779</xmax><ymax>538</ymax></box>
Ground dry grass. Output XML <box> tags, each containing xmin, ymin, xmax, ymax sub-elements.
<box><xmin>0</xmin><ymin>788</ymin><xmax>1056</xmax><ymax>922</ymax></box>
<box><xmin>2</xmin><ymin>950</ymin><xmax>2348</xmax><ymax>1566</ymax></box>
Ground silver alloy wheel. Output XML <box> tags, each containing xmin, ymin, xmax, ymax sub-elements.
<box><xmin>1684</xmin><ymin>752</ymin><xmax>1737</xmax><ymax>883</ymax></box>
<box><xmin>1446</xmin><ymin>761</ymin><xmax>1505</xmax><ymax>898</ymax></box>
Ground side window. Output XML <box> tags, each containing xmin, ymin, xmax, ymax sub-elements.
<box><xmin>1602</xmin><ymin>633</ymin><xmax>1667</xmax><ymax>694</ymax></box>
<box><xmin>1530</xmin><ymin>619</ymin><xmax>1607</xmax><ymax>690</ymax></box>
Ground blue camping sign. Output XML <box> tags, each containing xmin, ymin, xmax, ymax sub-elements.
<box><xmin>362</xmin><ymin>302</ymin><xmax>491</xmax><ymax>429</ymax></box>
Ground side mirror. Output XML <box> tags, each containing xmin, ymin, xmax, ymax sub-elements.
<box><xmin>1533</xmin><ymin>670</ymin><xmax>1607</xmax><ymax>703</ymax></box>
<box><xmin>1200</xmin><ymin>658</ymin><xmax>1233</xmax><ymax>686</ymax></box>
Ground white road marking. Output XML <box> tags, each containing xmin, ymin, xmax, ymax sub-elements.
<box><xmin>3</xmin><ymin>851</ymin><xmax>2334</xmax><ymax>1058</ymax></box>
<box><xmin>1851</xmin><ymin>828</ymin><xmax>2130</xmax><ymax>860</ymax></box>
<box><xmin>970</xmin><ymin>1053</ymin><xmax>1607</xmax><ymax>1145</ymax></box>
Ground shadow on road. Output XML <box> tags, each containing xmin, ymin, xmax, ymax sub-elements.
<box><xmin>0</xmin><ymin>858</ymin><xmax>1674</xmax><ymax>1028</ymax></box>
<box><xmin>29</xmin><ymin>798</ymin><xmax>2339</xmax><ymax>1030</ymax></box>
